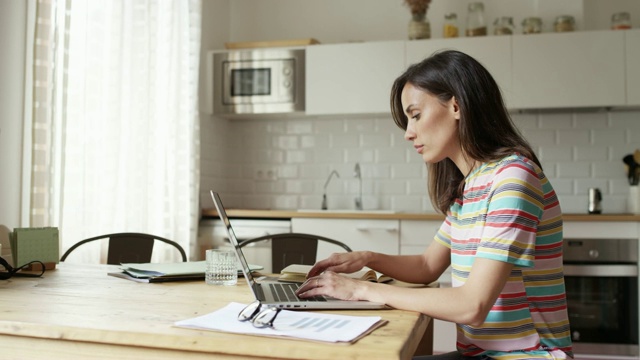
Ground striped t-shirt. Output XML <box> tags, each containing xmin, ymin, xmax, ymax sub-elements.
<box><xmin>435</xmin><ymin>154</ymin><xmax>572</xmax><ymax>359</ymax></box>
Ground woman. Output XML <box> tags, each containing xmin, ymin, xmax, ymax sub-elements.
<box><xmin>296</xmin><ymin>50</ymin><xmax>572</xmax><ymax>359</ymax></box>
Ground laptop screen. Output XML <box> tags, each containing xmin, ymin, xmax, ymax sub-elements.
<box><xmin>210</xmin><ymin>191</ymin><xmax>259</xmax><ymax>290</ymax></box>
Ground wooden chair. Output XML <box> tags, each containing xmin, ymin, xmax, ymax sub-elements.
<box><xmin>60</xmin><ymin>232</ymin><xmax>187</xmax><ymax>264</ymax></box>
<box><xmin>239</xmin><ymin>232</ymin><xmax>352</xmax><ymax>273</ymax></box>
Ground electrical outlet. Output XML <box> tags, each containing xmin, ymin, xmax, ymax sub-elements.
<box><xmin>254</xmin><ymin>166</ymin><xmax>278</xmax><ymax>181</ymax></box>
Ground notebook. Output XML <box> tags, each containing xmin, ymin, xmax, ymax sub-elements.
<box><xmin>210</xmin><ymin>191</ymin><xmax>386</xmax><ymax>310</ymax></box>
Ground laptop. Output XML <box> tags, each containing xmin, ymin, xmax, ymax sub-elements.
<box><xmin>210</xmin><ymin>191</ymin><xmax>387</xmax><ymax>310</ymax></box>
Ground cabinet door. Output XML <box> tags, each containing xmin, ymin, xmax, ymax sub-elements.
<box><xmin>399</xmin><ymin>220</ymin><xmax>441</xmax><ymax>255</ymax></box>
<box><xmin>406</xmin><ymin>37</ymin><xmax>513</xmax><ymax>108</ymax></box>
<box><xmin>305</xmin><ymin>41</ymin><xmax>405</xmax><ymax>115</ymax></box>
<box><xmin>291</xmin><ymin>218</ymin><xmax>400</xmax><ymax>260</ymax></box>
<box><xmin>511</xmin><ymin>31</ymin><xmax>626</xmax><ymax>109</ymax></box>
<box><xmin>626</xmin><ymin>29</ymin><xmax>640</xmax><ymax>106</ymax></box>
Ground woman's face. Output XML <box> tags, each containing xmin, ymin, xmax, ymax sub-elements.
<box><xmin>401</xmin><ymin>83</ymin><xmax>461</xmax><ymax>165</ymax></box>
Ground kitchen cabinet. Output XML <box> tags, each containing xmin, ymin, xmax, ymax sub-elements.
<box><xmin>399</xmin><ymin>219</ymin><xmax>441</xmax><ymax>255</ymax></box>
<box><xmin>511</xmin><ymin>31</ymin><xmax>626</xmax><ymax>109</ymax></box>
<box><xmin>405</xmin><ymin>37</ymin><xmax>514</xmax><ymax>108</ymax></box>
<box><xmin>305</xmin><ymin>41</ymin><xmax>405</xmax><ymax>115</ymax></box>
<box><xmin>626</xmin><ymin>29</ymin><xmax>640</xmax><ymax>106</ymax></box>
<box><xmin>291</xmin><ymin>218</ymin><xmax>400</xmax><ymax>259</ymax></box>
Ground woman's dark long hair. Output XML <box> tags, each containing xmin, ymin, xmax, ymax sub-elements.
<box><xmin>390</xmin><ymin>50</ymin><xmax>540</xmax><ymax>214</ymax></box>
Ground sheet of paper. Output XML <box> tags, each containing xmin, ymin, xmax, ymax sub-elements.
<box><xmin>175</xmin><ymin>302</ymin><xmax>385</xmax><ymax>343</ymax></box>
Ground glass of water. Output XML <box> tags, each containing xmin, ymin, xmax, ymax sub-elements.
<box><xmin>205</xmin><ymin>249</ymin><xmax>238</xmax><ymax>285</ymax></box>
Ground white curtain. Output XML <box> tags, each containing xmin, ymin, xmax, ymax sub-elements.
<box><xmin>28</xmin><ymin>0</ymin><xmax>202</xmax><ymax>263</ymax></box>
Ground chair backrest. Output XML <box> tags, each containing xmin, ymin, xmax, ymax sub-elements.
<box><xmin>239</xmin><ymin>232</ymin><xmax>352</xmax><ymax>273</ymax></box>
<box><xmin>60</xmin><ymin>232</ymin><xmax>187</xmax><ymax>264</ymax></box>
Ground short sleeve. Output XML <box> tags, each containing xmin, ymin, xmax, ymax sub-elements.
<box><xmin>475</xmin><ymin>160</ymin><xmax>544</xmax><ymax>268</ymax></box>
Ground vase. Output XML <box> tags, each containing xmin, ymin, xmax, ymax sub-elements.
<box><xmin>408</xmin><ymin>12</ymin><xmax>430</xmax><ymax>40</ymax></box>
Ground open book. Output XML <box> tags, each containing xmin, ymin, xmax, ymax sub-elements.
<box><xmin>279</xmin><ymin>264</ymin><xmax>393</xmax><ymax>283</ymax></box>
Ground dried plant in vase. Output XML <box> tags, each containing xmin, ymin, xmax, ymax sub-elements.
<box><xmin>404</xmin><ymin>0</ymin><xmax>432</xmax><ymax>40</ymax></box>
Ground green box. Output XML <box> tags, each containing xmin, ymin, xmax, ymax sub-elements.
<box><xmin>10</xmin><ymin>227</ymin><xmax>60</xmax><ymax>266</ymax></box>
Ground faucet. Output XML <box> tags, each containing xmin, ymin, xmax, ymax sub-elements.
<box><xmin>322</xmin><ymin>170</ymin><xmax>340</xmax><ymax>210</ymax></box>
<box><xmin>354</xmin><ymin>163</ymin><xmax>363</xmax><ymax>210</ymax></box>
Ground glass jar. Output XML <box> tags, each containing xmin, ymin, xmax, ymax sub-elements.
<box><xmin>466</xmin><ymin>2</ymin><xmax>487</xmax><ymax>37</ymax></box>
<box><xmin>522</xmin><ymin>17</ymin><xmax>543</xmax><ymax>34</ymax></box>
<box><xmin>408</xmin><ymin>12</ymin><xmax>431</xmax><ymax>40</ymax></box>
<box><xmin>493</xmin><ymin>16</ymin><xmax>514</xmax><ymax>35</ymax></box>
<box><xmin>443</xmin><ymin>13</ymin><xmax>459</xmax><ymax>38</ymax></box>
<box><xmin>554</xmin><ymin>15</ymin><xmax>575</xmax><ymax>32</ymax></box>
<box><xmin>611</xmin><ymin>12</ymin><xmax>632</xmax><ymax>30</ymax></box>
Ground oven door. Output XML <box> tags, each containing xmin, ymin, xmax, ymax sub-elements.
<box><xmin>564</xmin><ymin>264</ymin><xmax>639</xmax><ymax>357</ymax></box>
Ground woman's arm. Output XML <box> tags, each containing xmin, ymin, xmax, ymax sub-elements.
<box><xmin>306</xmin><ymin>240</ymin><xmax>451</xmax><ymax>285</ymax></box>
<box><xmin>298</xmin><ymin>253</ymin><xmax>514</xmax><ymax>326</ymax></box>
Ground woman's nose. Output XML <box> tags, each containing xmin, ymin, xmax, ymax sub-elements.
<box><xmin>404</xmin><ymin>124</ymin><xmax>415</xmax><ymax>141</ymax></box>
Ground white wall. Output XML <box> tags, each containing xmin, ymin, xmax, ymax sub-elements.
<box><xmin>0</xmin><ymin>0</ymin><xmax>27</xmax><ymax>229</ymax></box>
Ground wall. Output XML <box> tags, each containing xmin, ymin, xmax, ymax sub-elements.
<box><xmin>0</xmin><ymin>0</ymin><xmax>27</xmax><ymax>229</ymax></box>
<box><xmin>200</xmin><ymin>0</ymin><xmax>640</xmax><ymax>214</ymax></box>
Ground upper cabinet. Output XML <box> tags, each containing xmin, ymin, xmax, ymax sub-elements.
<box><xmin>304</xmin><ymin>30</ymin><xmax>636</xmax><ymax>115</ymax></box>
<box><xmin>406</xmin><ymin>37</ymin><xmax>513</xmax><ymax>108</ymax></box>
<box><xmin>626</xmin><ymin>29</ymin><xmax>640</xmax><ymax>106</ymax></box>
<box><xmin>511</xmin><ymin>31</ymin><xmax>626</xmax><ymax>109</ymax></box>
<box><xmin>305</xmin><ymin>41</ymin><xmax>405</xmax><ymax>115</ymax></box>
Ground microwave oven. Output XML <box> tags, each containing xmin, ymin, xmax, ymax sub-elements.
<box><xmin>210</xmin><ymin>48</ymin><xmax>305</xmax><ymax>116</ymax></box>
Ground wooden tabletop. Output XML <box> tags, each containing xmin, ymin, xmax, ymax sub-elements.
<box><xmin>0</xmin><ymin>263</ymin><xmax>431</xmax><ymax>359</ymax></box>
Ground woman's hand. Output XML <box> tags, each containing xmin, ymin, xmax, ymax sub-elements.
<box><xmin>295</xmin><ymin>271</ymin><xmax>370</xmax><ymax>301</ymax></box>
<box><xmin>305</xmin><ymin>251</ymin><xmax>372</xmax><ymax>278</ymax></box>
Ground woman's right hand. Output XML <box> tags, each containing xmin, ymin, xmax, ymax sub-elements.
<box><xmin>306</xmin><ymin>251</ymin><xmax>373</xmax><ymax>278</ymax></box>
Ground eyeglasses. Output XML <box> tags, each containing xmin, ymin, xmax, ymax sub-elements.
<box><xmin>0</xmin><ymin>257</ymin><xmax>45</xmax><ymax>280</ymax></box>
<box><xmin>237</xmin><ymin>300</ymin><xmax>282</xmax><ymax>329</ymax></box>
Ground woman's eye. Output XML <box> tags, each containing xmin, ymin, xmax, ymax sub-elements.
<box><xmin>411</xmin><ymin>113</ymin><xmax>420</xmax><ymax>120</ymax></box>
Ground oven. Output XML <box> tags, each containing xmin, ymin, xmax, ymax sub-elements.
<box><xmin>563</xmin><ymin>238</ymin><xmax>639</xmax><ymax>359</ymax></box>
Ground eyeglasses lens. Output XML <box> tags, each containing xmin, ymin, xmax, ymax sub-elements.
<box><xmin>238</xmin><ymin>300</ymin><xmax>262</xmax><ymax>322</ymax></box>
<box><xmin>251</xmin><ymin>307</ymin><xmax>281</xmax><ymax>328</ymax></box>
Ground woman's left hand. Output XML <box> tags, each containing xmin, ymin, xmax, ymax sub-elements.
<box><xmin>295</xmin><ymin>271</ymin><xmax>369</xmax><ymax>301</ymax></box>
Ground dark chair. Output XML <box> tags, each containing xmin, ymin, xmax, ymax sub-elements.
<box><xmin>239</xmin><ymin>232</ymin><xmax>352</xmax><ymax>273</ymax></box>
<box><xmin>60</xmin><ymin>232</ymin><xmax>187</xmax><ymax>264</ymax></box>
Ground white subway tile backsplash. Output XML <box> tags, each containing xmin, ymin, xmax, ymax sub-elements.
<box><xmin>539</xmin><ymin>113</ymin><xmax>573</xmax><ymax>129</ymax></box>
<box><xmin>556</xmin><ymin>161</ymin><xmax>590</xmax><ymax>178</ymax></box>
<box><xmin>361</xmin><ymin>133</ymin><xmax>392</xmax><ymax>148</ymax></box>
<box><xmin>538</xmin><ymin>146</ymin><xmax>573</xmax><ymax>162</ymax></box>
<box><xmin>285</xmin><ymin>150</ymin><xmax>308</xmax><ymax>163</ymax></box>
<box><xmin>592</xmin><ymin>129</ymin><xmax>626</xmax><ymax>146</ymax></box>
<box><xmin>522</xmin><ymin>129</ymin><xmax>557</xmax><ymax>146</ymax></box>
<box><xmin>331</xmin><ymin>134</ymin><xmax>359</xmax><ymax>148</ymax></box>
<box><xmin>201</xmin><ymin>110</ymin><xmax>640</xmax><ymax>214</ymax></box>
<box><xmin>273</xmin><ymin>135</ymin><xmax>299</xmax><ymax>149</ymax></box>
<box><xmin>375</xmin><ymin>147</ymin><xmax>406</xmax><ymax>163</ymax></box>
<box><xmin>573</xmin><ymin>112</ymin><xmax>608</xmax><ymax>129</ymax></box>
<box><xmin>286</xmin><ymin>121</ymin><xmax>313</xmax><ymax>135</ymax></box>
<box><xmin>392</xmin><ymin>164</ymin><xmax>423</xmax><ymax>179</ymax></box>
<box><xmin>574</xmin><ymin>146</ymin><xmax>608</xmax><ymax>161</ymax></box>
<box><xmin>557</xmin><ymin>129</ymin><xmax>590</xmax><ymax>145</ymax></box>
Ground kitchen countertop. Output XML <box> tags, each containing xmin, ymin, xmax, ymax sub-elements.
<box><xmin>201</xmin><ymin>209</ymin><xmax>640</xmax><ymax>222</ymax></box>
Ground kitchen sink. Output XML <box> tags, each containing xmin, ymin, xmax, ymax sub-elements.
<box><xmin>296</xmin><ymin>209</ymin><xmax>397</xmax><ymax>214</ymax></box>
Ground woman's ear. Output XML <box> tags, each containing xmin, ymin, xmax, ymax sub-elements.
<box><xmin>450</xmin><ymin>97</ymin><xmax>461</xmax><ymax>120</ymax></box>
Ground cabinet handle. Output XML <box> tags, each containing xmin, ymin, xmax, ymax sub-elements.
<box><xmin>356</xmin><ymin>226</ymin><xmax>398</xmax><ymax>232</ymax></box>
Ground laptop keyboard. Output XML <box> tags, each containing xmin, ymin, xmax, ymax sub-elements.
<box><xmin>269</xmin><ymin>283</ymin><xmax>327</xmax><ymax>302</ymax></box>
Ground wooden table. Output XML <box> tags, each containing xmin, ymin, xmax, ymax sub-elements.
<box><xmin>0</xmin><ymin>263</ymin><xmax>432</xmax><ymax>359</ymax></box>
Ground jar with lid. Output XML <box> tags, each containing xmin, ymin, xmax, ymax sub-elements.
<box><xmin>466</xmin><ymin>2</ymin><xmax>487</xmax><ymax>37</ymax></box>
<box><xmin>554</xmin><ymin>15</ymin><xmax>575</xmax><ymax>32</ymax></box>
<box><xmin>493</xmin><ymin>16</ymin><xmax>514</xmax><ymax>35</ymax></box>
<box><xmin>443</xmin><ymin>13</ymin><xmax>459</xmax><ymax>38</ymax></box>
<box><xmin>522</xmin><ymin>17</ymin><xmax>543</xmax><ymax>34</ymax></box>
<box><xmin>611</xmin><ymin>12</ymin><xmax>632</xmax><ymax>30</ymax></box>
